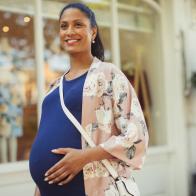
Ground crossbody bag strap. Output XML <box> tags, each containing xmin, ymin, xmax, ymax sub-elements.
<box><xmin>59</xmin><ymin>75</ymin><xmax>119</xmax><ymax>180</ymax></box>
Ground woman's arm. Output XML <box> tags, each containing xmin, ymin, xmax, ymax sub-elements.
<box><xmin>34</xmin><ymin>186</ymin><xmax>40</xmax><ymax>196</ymax></box>
<box><xmin>99</xmin><ymin>67</ymin><xmax>149</xmax><ymax>168</ymax></box>
<box><xmin>81</xmin><ymin>145</ymin><xmax>114</xmax><ymax>162</ymax></box>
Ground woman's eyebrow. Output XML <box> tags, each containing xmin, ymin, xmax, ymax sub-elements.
<box><xmin>60</xmin><ymin>19</ymin><xmax>84</xmax><ymax>23</ymax></box>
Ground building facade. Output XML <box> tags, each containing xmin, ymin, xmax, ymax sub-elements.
<box><xmin>0</xmin><ymin>0</ymin><xmax>195</xmax><ymax>195</ymax></box>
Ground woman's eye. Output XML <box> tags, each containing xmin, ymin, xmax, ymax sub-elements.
<box><xmin>60</xmin><ymin>24</ymin><xmax>67</xmax><ymax>29</ymax></box>
<box><xmin>75</xmin><ymin>23</ymin><xmax>83</xmax><ymax>27</ymax></box>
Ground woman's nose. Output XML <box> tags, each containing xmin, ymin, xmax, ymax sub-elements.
<box><xmin>65</xmin><ymin>26</ymin><xmax>75</xmax><ymax>35</ymax></box>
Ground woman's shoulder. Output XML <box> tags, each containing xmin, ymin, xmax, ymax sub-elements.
<box><xmin>98</xmin><ymin>60</ymin><xmax>127</xmax><ymax>79</ymax></box>
<box><xmin>97</xmin><ymin>60</ymin><xmax>116</xmax><ymax>72</ymax></box>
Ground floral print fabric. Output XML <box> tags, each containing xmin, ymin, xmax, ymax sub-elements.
<box><xmin>48</xmin><ymin>57</ymin><xmax>149</xmax><ymax>196</ymax></box>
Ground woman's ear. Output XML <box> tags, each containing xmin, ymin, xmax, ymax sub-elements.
<box><xmin>92</xmin><ymin>27</ymin><xmax>97</xmax><ymax>41</ymax></box>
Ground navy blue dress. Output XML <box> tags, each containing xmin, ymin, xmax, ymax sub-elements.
<box><xmin>29</xmin><ymin>72</ymin><xmax>87</xmax><ymax>196</ymax></box>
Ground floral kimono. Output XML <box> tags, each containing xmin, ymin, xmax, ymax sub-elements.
<box><xmin>49</xmin><ymin>57</ymin><xmax>149</xmax><ymax>196</ymax></box>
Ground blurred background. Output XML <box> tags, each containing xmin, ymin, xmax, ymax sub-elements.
<box><xmin>0</xmin><ymin>0</ymin><xmax>196</xmax><ymax>195</ymax></box>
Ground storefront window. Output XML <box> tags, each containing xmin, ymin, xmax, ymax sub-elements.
<box><xmin>0</xmin><ymin>10</ymin><xmax>37</xmax><ymax>163</ymax></box>
<box><xmin>118</xmin><ymin>0</ymin><xmax>166</xmax><ymax>145</ymax></box>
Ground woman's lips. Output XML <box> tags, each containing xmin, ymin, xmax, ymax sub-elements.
<box><xmin>64</xmin><ymin>39</ymin><xmax>80</xmax><ymax>46</ymax></box>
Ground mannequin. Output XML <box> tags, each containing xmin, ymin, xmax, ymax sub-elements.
<box><xmin>0</xmin><ymin>67</ymin><xmax>24</xmax><ymax>163</ymax></box>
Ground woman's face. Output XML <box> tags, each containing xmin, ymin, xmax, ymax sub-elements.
<box><xmin>59</xmin><ymin>8</ymin><xmax>97</xmax><ymax>55</ymax></box>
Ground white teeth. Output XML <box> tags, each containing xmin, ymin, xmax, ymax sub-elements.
<box><xmin>66</xmin><ymin>39</ymin><xmax>79</xmax><ymax>43</ymax></box>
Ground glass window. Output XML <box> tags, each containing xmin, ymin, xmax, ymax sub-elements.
<box><xmin>0</xmin><ymin>10</ymin><xmax>37</xmax><ymax>163</ymax></box>
<box><xmin>118</xmin><ymin>0</ymin><xmax>166</xmax><ymax>145</ymax></box>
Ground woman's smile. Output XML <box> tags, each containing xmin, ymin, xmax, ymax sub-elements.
<box><xmin>59</xmin><ymin>8</ymin><xmax>95</xmax><ymax>54</ymax></box>
<box><xmin>64</xmin><ymin>38</ymin><xmax>81</xmax><ymax>46</ymax></box>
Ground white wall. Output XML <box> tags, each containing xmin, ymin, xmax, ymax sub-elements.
<box><xmin>0</xmin><ymin>161</ymin><xmax>35</xmax><ymax>196</ymax></box>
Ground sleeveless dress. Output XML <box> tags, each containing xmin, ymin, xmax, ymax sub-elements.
<box><xmin>29</xmin><ymin>72</ymin><xmax>87</xmax><ymax>196</ymax></box>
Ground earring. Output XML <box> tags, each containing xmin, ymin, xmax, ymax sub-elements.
<box><xmin>92</xmin><ymin>40</ymin><xmax>95</xmax><ymax>44</ymax></box>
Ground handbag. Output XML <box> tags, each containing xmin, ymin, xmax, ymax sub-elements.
<box><xmin>59</xmin><ymin>75</ymin><xmax>140</xmax><ymax>196</ymax></box>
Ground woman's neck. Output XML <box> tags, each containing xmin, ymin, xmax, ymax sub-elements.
<box><xmin>69</xmin><ymin>53</ymin><xmax>94</xmax><ymax>72</ymax></box>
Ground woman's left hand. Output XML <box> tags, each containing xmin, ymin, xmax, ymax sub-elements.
<box><xmin>44</xmin><ymin>148</ymin><xmax>88</xmax><ymax>186</ymax></box>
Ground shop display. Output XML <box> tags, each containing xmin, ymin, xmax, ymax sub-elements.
<box><xmin>0</xmin><ymin>11</ymin><xmax>37</xmax><ymax>162</ymax></box>
<box><xmin>0</xmin><ymin>37</ymin><xmax>13</xmax><ymax>68</ymax></box>
<box><xmin>0</xmin><ymin>68</ymin><xmax>24</xmax><ymax>162</ymax></box>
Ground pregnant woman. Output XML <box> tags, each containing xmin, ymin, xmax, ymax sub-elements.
<box><xmin>29</xmin><ymin>2</ymin><xmax>149</xmax><ymax>196</ymax></box>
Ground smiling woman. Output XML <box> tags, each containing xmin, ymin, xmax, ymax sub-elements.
<box><xmin>29</xmin><ymin>2</ymin><xmax>148</xmax><ymax>196</ymax></box>
<box><xmin>59</xmin><ymin>9</ymin><xmax>97</xmax><ymax>55</ymax></box>
<box><xmin>58</xmin><ymin>3</ymin><xmax>104</xmax><ymax>61</ymax></box>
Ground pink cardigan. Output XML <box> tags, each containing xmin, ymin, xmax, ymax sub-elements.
<box><xmin>48</xmin><ymin>57</ymin><xmax>149</xmax><ymax>196</ymax></box>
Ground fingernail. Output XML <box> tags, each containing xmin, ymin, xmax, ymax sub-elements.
<box><xmin>45</xmin><ymin>173</ymin><xmax>48</xmax><ymax>176</ymax></box>
<box><xmin>58</xmin><ymin>183</ymin><xmax>63</xmax><ymax>186</ymax></box>
<box><xmin>44</xmin><ymin>177</ymin><xmax>48</xmax><ymax>181</ymax></box>
<box><xmin>51</xmin><ymin>149</ymin><xmax>56</xmax><ymax>152</ymax></box>
<box><xmin>48</xmin><ymin>181</ymin><xmax>53</xmax><ymax>184</ymax></box>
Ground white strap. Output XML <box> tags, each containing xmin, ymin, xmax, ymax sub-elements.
<box><xmin>59</xmin><ymin>75</ymin><xmax>119</xmax><ymax>180</ymax></box>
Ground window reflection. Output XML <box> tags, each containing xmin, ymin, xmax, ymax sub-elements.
<box><xmin>0</xmin><ymin>11</ymin><xmax>37</xmax><ymax>163</ymax></box>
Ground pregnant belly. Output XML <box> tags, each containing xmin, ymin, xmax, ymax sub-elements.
<box><xmin>29</xmin><ymin>109</ymin><xmax>82</xmax><ymax>191</ymax></box>
<box><xmin>29</xmin><ymin>136</ymin><xmax>65</xmax><ymax>187</ymax></box>
<box><xmin>29</xmin><ymin>129</ymin><xmax>81</xmax><ymax>188</ymax></box>
<box><xmin>29</xmin><ymin>143</ymin><xmax>85</xmax><ymax>196</ymax></box>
